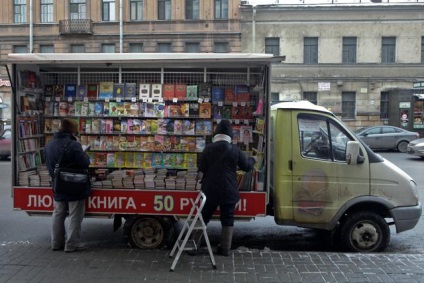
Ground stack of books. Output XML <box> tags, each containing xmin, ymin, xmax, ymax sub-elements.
<box><xmin>175</xmin><ymin>171</ymin><xmax>187</xmax><ymax>190</ymax></box>
<box><xmin>133</xmin><ymin>169</ymin><xmax>145</xmax><ymax>189</ymax></box>
<box><xmin>38</xmin><ymin>165</ymin><xmax>51</xmax><ymax>186</ymax></box>
<box><xmin>154</xmin><ymin>168</ymin><xmax>167</xmax><ymax>189</ymax></box>
<box><xmin>29</xmin><ymin>174</ymin><xmax>40</xmax><ymax>186</ymax></box>
<box><xmin>164</xmin><ymin>175</ymin><xmax>176</xmax><ymax>190</ymax></box>
<box><xmin>18</xmin><ymin>170</ymin><xmax>37</xmax><ymax>186</ymax></box>
<box><xmin>185</xmin><ymin>168</ymin><xmax>198</xmax><ymax>190</ymax></box>
<box><xmin>144</xmin><ymin>168</ymin><xmax>156</xmax><ymax>189</ymax></box>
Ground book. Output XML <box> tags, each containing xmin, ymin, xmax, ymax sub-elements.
<box><xmin>151</xmin><ymin>152</ymin><xmax>163</xmax><ymax>167</ymax></box>
<box><xmin>151</xmin><ymin>84</ymin><xmax>162</xmax><ymax>99</ymax></box>
<box><xmin>44</xmin><ymin>119</ymin><xmax>52</xmax><ymax>133</ymax></box>
<box><xmin>212</xmin><ymin>86</ymin><xmax>225</xmax><ymax>102</ymax></box>
<box><xmin>98</xmin><ymin>81</ymin><xmax>114</xmax><ymax>99</ymax></box>
<box><xmin>154</xmin><ymin>102</ymin><xmax>165</xmax><ymax>118</ymax></box>
<box><xmin>91</xmin><ymin>119</ymin><xmax>100</xmax><ymax>133</ymax></box>
<box><xmin>196</xmin><ymin>137</ymin><xmax>206</xmax><ymax>152</ymax></box>
<box><xmin>255</xmin><ymin>117</ymin><xmax>265</xmax><ymax>133</ymax></box>
<box><xmin>113</xmin><ymin>119</ymin><xmax>121</xmax><ymax>132</ymax></box>
<box><xmin>126</xmin><ymin>152</ymin><xmax>135</xmax><ymax>167</ymax></box>
<box><xmin>116</xmin><ymin>102</ymin><xmax>125</xmax><ymax>116</ymax></box>
<box><xmin>174</xmin><ymin>120</ymin><xmax>183</xmax><ymax>135</ymax></box>
<box><xmin>186</xmin><ymin>85</ymin><xmax>198</xmax><ymax>100</ymax></box>
<box><xmin>224</xmin><ymin>87</ymin><xmax>235</xmax><ymax>102</ymax></box>
<box><xmin>107</xmin><ymin>153</ymin><xmax>115</xmax><ymax>167</ymax></box>
<box><xmin>59</xmin><ymin>102</ymin><xmax>69</xmax><ymax>116</ymax></box>
<box><xmin>139</xmin><ymin>83</ymin><xmax>150</xmax><ymax>98</ymax></box>
<box><xmin>87</xmin><ymin>84</ymin><xmax>99</xmax><ymax>99</ymax></box>
<box><xmin>240</xmin><ymin>125</ymin><xmax>253</xmax><ymax>143</ymax></box>
<box><xmin>179</xmin><ymin>103</ymin><xmax>189</xmax><ymax>117</ymax></box>
<box><xmin>183</xmin><ymin>120</ymin><xmax>195</xmax><ymax>135</ymax></box>
<box><xmin>145</xmin><ymin>102</ymin><xmax>155</xmax><ymax>117</ymax></box>
<box><xmin>53</xmin><ymin>85</ymin><xmax>64</xmax><ymax>98</ymax></box>
<box><xmin>64</xmin><ymin>84</ymin><xmax>77</xmax><ymax>98</ymax></box>
<box><xmin>105</xmin><ymin>119</ymin><xmax>113</xmax><ymax>133</ymax></box>
<box><xmin>199</xmin><ymin>82</ymin><xmax>212</xmax><ymax>99</ymax></box>
<box><xmin>109</xmin><ymin>101</ymin><xmax>118</xmax><ymax>116</ymax></box>
<box><xmin>124</xmin><ymin>83</ymin><xmax>137</xmax><ymax>98</ymax></box>
<box><xmin>127</xmin><ymin>119</ymin><xmax>134</xmax><ymax>134</ymax></box>
<box><xmin>120</xmin><ymin>120</ymin><xmax>128</xmax><ymax>134</ymax></box>
<box><xmin>199</xmin><ymin>103</ymin><xmax>212</xmax><ymax>118</ymax></box>
<box><xmin>222</xmin><ymin>105</ymin><xmax>232</xmax><ymax>119</ymax></box>
<box><xmin>162</xmin><ymin>84</ymin><xmax>174</xmax><ymax>100</ymax></box>
<box><xmin>186</xmin><ymin>136</ymin><xmax>196</xmax><ymax>151</ymax></box>
<box><xmin>74</xmin><ymin>101</ymin><xmax>82</xmax><ymax>117</ymax></box>
<box><xmin>132</xmin><ymin>119</ymin><xmax>142</xmax><ymax>134</ymax></box>
<box><xmin>94</xmin><ymin>101</ymin><xmax>104</xmax><ymax>115</ymax></box>
<box><xmin>175</xmin><ymin>84</ymin><xmax>187</xmax><ymax>99</ymax></box>
<box><xmin>113</xmin><ymin>83</ymin><xmax>125</xmax><ymax>98</ymax></box>
<box><xmin>154</xmin><ymin>135</ymin><xmax>164</xmax><ymax>151</ymax></box>
<box><xmin>77</xmin><ymin>85</ymin><xmax>87</xmax><ymax>99</ymax></box>
<box><xmin>185</xmin><ymin>153</ymin><xmax>197</xmax><ymax>168</ymax></box>
<box><xmin>213</xmin><ymin>105</ymin><xmax>223</xmax><ymax>119</ymax></box>
<box><xmin>188</xmin><ymin>103</ymin><xmax>199</xmax><ymax>117</ymax></box>
<box><xmin>44</xmin><ymin>85</ymin><xmax>54</xmax><ymax>99</ymax></box>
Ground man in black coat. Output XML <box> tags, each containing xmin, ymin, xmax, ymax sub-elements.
<box><xmin>45</xmin><ymin>118</ymin><xmax>91</xmax><ymax>252</ymax></box>
<box><xmin>199</xmin><ymin>120</ymin><xmax>255</xmax><ymax>256</ymax></box>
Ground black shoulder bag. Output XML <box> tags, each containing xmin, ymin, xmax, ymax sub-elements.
<box><xmin>52</xmin><ymin>141</ymin><xmax>91</xmax><ymax>197</ymax></box>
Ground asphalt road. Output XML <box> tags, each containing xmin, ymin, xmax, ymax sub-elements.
<box><xmin>1</xmin><ymin>152</ymin><xmax>423</xmax><ymax>253</ymax></box>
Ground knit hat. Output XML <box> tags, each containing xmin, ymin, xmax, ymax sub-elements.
<box><xmin>213</xmin><ymin>120</ymin><xmax>234</xmax><ymax>139</ymax></box>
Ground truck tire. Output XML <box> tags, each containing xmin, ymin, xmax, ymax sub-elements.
<box><xmin>397</xmin><ymin>141</ymin><xmax>409</xmax><ymax>153</ymax></box>
<box><xmin>124</xmin><ymin>215</ymin><xmax>174</xmax><ymax>249</ymax></box>
<box><xmin>339</xmin><ymin>212</ymin><xmax>390</xmax><ymax>252</ymax></box>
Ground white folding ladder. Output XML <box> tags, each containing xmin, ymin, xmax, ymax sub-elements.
<box><xmin>169</xmin><ymin>191</ymin><xmax>216</xmax><ymax>271</ymax></box>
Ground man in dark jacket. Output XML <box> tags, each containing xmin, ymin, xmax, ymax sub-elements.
<box><xmin>199</xmin><ymin>119</ymin><xmax>255</xmax><ymax>256</ymax></box>
<box><xmin>45</xmin><ymin>118</ymin><xmax>91</xmax><ymax>252</ymax></box>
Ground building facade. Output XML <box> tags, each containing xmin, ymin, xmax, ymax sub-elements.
<box><xmin>0</xmin><ymin>0</ymin><xmax>242</xmax><ymax>128</ymax></box>
<box><xmin>241</xmin><ymin>2</ymin><xmax>424</xmax><ymax>134</ymax></box>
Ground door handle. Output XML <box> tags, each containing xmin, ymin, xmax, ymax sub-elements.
<box><xmin>288</xmin><ymin>160</ymin><xmax>293</xmax><ymax>171</ymax></box>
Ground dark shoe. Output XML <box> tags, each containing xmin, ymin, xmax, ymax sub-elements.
<box><xmin>65</xmin><ymin>245</ymin><xmax>86</xmax><ymax>253</ymax></box>
<box><xmin>216</xmin><ymin>245</ymin><xmax>230</xmax><ymax>256</ymax></box>
<box><xmin>51</xmin><ymin>246</ymin><xmax>64</xmax><ymax>251</ymax></box>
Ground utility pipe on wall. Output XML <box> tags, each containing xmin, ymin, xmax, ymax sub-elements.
<box><xmin>120</xmin><ymin>0</ymin><xmax>123</xmax><ymax>53</ymax></box>
<box><xmin>29</xmin><ymin>0</ymin><xmax>33</xmax><ymax>52</ymax></box>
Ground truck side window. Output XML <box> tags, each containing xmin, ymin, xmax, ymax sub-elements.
<box><xmin>298</xmin><ymin>114</ymin><xmax>352</xmax><ymax>162</ymax></box>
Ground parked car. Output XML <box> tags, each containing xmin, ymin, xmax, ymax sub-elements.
<box><xmin>406</xmin><ymin>138</ymin><xmax>424</xmax><ymax>158</ymax></box>
<box><xmin>353</xmin><ymin>125</ymin><xmax>419</xmax><ymax>153</ymax></box>
<box><xmin>0</xmin><ymin>127</ymin><xmax>11</xmax><ymax>160</ymax></box>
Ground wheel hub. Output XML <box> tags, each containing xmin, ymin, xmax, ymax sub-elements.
<box><xmin>351</xmin><ymin>223</ymin><xmax>379</xmax><ymax>248</ymax></box>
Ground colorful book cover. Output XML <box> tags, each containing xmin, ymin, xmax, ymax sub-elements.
<box><xmin>224</xmin><ymin>87</ymin><xmax>235</xmax><ymax>102</ymax></box>
<box><xmin>255</xmin><ymin>117</ymin><xmax>265</xmax><ymax>133</ymax></box>
<box><xmin>150</xmin><ymin>119</ymin><xmax>158</xmax><ymax>134</ymax></box>
<box><xmin>127</xmin><ymin>119</ymin><xmax>134</xmax><ymax>134</ymax></box>
<box><xmin>80</xmin><ymin>135</ymin><xmax>88</xmax><ymax>147</ymax></box>
<box><xmin>199</xmin><ymin>103</ymin><xmax>212</xmax><ymax>118</ymax></box>
<box><xmin>222</xmin><ymin>105</ymin><xmax>232</xmax><ymax>119</ymax></box>
<box><xmin>134</xmin><ymin>152</ymin><xmax>144</xmax><ymax>168</ymax></box>
<box><xmin>112</xmin><ymin>135</ymin><xmax>120</xmax><ymax>149</ymax></box>
<box><xmin>59</xmin><ymin>102</ymin><xmax>69</xmax><ymax>117</ymax></box>
<box><xmin>162</xmin><ymin>84</ymin><xmax>174</xmax><ymax>100</ymax></box>
<box><xmin>113</xmin><ymin>119</ymin><xmax>121</xmax><ymax>132</ymax></box>
<box><xmin>232</xmin><ymin>125</ymin><xmax>241</xmax><ymax>144</ymax></box>
<box><xmin>120</xmin><ymin>120</ymin><xmax>128</xmax><ymax>134</ymax></box>
<box><xmin>77</xmin><ymin>85</ymin><xmax>87</xmax><ymax>99</ymax></box>
<box><xmin>154</xmin><ymin>135</ymin><xmax>164</xmax><ymax>151</ymax></box>
<box><xmin>139</xmin><ymin>102</ymin><xmax>146</xmax><ymax>116</ymax></box>
<box><xmin>231</xmin><ymin>106</ymin><xmax>242</xmax><ymax>119</ymax></box>
<box><xmin>107</xmin><ymin>153</ymin><xmax>115</xmax><ymax>167</ymax></box>
<box><xmin>174</xmin><ymin>120</ymin><xmax>183</xmax><ymax>135</ymax></box>
<box><xmin>175</xmin><ymin>84</ymin><xmax>187</xmax><ymax>99</ymax></box>
<box><xmin>44</xmin><ymin>85</ymin><xmax>54</xmax><ymax>99</ymax></box>
<box><xmin>128</xmin><ymin>102</ymin><xmax>139</xmax><ymax>116</ymax></box>
<box><xmin>68</xmin><ymin>102</ymin><xmax>75</xmax><ymax>116</ymax></box>
<box><xmin>126</xmin><ymin>152</ymin><xmax>135</xmax><ymax>167</ymax></box>
<box><xmin>213</xmin><ymin>105</ymin><xmax>223</xmax><ymax>120</ymax></box>
<box><xmin>113</xmin><ymin>83</ymin><xmax>125</xmax><ymax>98</ymax></box>
<box><xmin>116</xmin><ymin>102</ymin><xmax>125</xmax><ymax>116</ymax></box>
<box><xmin>126</xmin><ymin>135</ymin><xmax>137</xmax><ymax>150</ymax></box>
<box><xmin>132</xmin><ymin>119</ymin><xmax>142</xmax><ymax>134</ymax></box>
<box><xmin>79</xmin><ymin>118</ymin><xmax>86</xmax><ymax>134</ymax></box>
<box><xmin>179</xmin><ymin>137</ymin><xmax>188</xmax><ymax>151</ymax></box>
<box><xmin>157</xmin><ymin>119</ymin><xmax>167</xmax><ymax>134</ymax></box>
<box><xmin>53</xmin><ymin>85</ymin><xmax>64</xmax><ymax>98</ymax></box>
<box><xmin>151</xmin><ymin>84</ymin><xmax>162</xmax><ymax>99</ymax></box>
<box><xmin>139</xmin><ymin>83</ymin><xmax>150</xmax><ymax>98</ymax></box>
<box><xmin>174</xmin><ymin>153</ymin><xmax>185</xmax><ymax>168</ymax></box>
<box><xmin>211</xmin><ymin>86</ymin><xmax>225</xmax><ymax>102</ymax></box>
<box><xmin>94</xmin><ymin>101</ymin><xmax>104</xmax><ymax>115</ymax></box>
<box><xmin>186</xmin><ymin>136</ymin><xmax>196</xmax><ymax>151</ymax></box>
<box><xmin>74</xmin><ymin>101</ymin><xmax>82</xmax><ymax>116</ymax></box>
<box><xmin>118</xmin><ymin>136</ymin><xmax>127</xmax><ymax>150</ymax></box>
<box><xmin>99</xmin><ymin>136</ymin><xmax>107</xmax><ymax>150</ymax></box>
<box><xmin>115</xmin><ymin>152</ymin><xmax>126</xmax><ymax>168</ymax></box>
<box><xmin>44</xmin><ymin>119</ymin><xmax>52</xmax><ymax>133</ymax></box>
<box><xmin>183</xmin><ymin>120</ymin><xmax>195</xmax><ymax>135</ymax></box>
<box><xmin>145</xmin><ymin>102</ymin><xmax>155</xmax><ymax>117</ymax></box>
<box><xmin>144</xmin><ymin>153</ymin><xmax>153</xmax><ymax>168</ymax></box>
<box><xmin>64</xmin><ymin>84</ymin><xmax>77</xmax><ymax>98</ymax></box>
<box><xmin>154</xmin><ymin>102</ymin><xmax>165</xmax><ymax>118</ymax></box>
<box><xmin>165</xmin><ymin>119</ymin><xmax>175</xmax><ymax>134</ymax></box>
<box><xmin>186</xmin><ymin>85</ymin><xmax>198</xmax><ymax>100</ymax></box>
<box><xmin>94</xmin><ymin>152</ymin><xmax>107</xmax><ymax>167</ymax></box>
<box><xmin>188</xmin><ymin>103</ymin><xmax>199</xmax><ymax>117</ymax></box>
<box><xmin>139</xmin><ymin>136</ymin><xmax>148</xmax><ymax>151</ymax></box>
<box><xmin>87</xmin><ymin>84</ymin><xmax>99</xmax><ymax>99</ymax></box>
<box><xmin>168</xmin><ymin>105</ymin><xmax>180</xmax><ymax>117</ymax></box>
<box><xmin>103</xmin><ymin>102</ymin><xmax>110</xmax><ymax>115</ymax></box>
<box><xmin>185</xmin><ymin>153</ymin><xmax>197</xmax><ymax>168</ymax></box>
<box><xmin>163</xmin><ymin>136</ymin><xmax>172</xmax><ymax>151</ymax></box>
<box><xmin>105</xmin><ymin>119</ymin><xmax>114</xmax><ymax>133</ymax></box>
<box><xmin>240</xmin><ymin>125</ymin><xmax>253</xmax><ymax>143</ymax></box>
<box><xmin>146</xmin><ymin>136</ymin><xmax>155</xmax><ymax>151</ymax></box>
<box><xmin>163</xmin><ymin>153</ymin><xmax>174</xmax><ymax>168</ymax></box>
<box><xmin>124</xmin><ymin>83</ymin><xmax>137</xmax><ymax>98</ymax></box>
<box><xmin>179</xmin><ymin>103</ymin><xmax>189</xmax><ymax>117</ymax></box>
<box><xmin>196</xmin><ymin>137</ymin><xmax>206</xmax><ymax>152</ymax></box>
<box><xmin>109</xmin><ymin>101</ymin><xmax>118</xmax><ymax>116</ymax></box>
<box><xmin>106</xmin><ymin>136</ymin><xmax>113</xmax><ymax>150</ymax></box>
<box><xmin>151</xmin><ymin>152</ymin><xmax>163</xmax><ymax>167</ymax></box>
<box><xmin>123</xmin><ymin>102</ymin><xmax>132</xmax><ymax>116</ymax></box>
<box><xmin>98</xmin><ymin>81</ymin><xmax>114</xmax><ymax>99</ymax></box>
<box><xmin>91</xmin><ymin>119</ymin><xmax>100</xmax><ymax>133</ymax></box>
<box><xmin>99</xmin><ymin>119</ymin><xmax>106</xmax><ymax>133</ymax></box>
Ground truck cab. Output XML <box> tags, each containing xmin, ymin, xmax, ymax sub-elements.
<box><xmin>270</xmin><ymin>101</ymin><xmax>422</xmax><ymax>252</ymax></box>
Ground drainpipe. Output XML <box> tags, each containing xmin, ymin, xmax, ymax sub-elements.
<box><xmin>252</xmin><ymin>5</ymin><xmax>256</xmax><ymax>53</ymax></box>
<box><xmin>120</xmin><ymin>0</ymin><xmax>123</xmax><ymax>53</ymax></box>
<box><xmin>29</xmin><ymin>0</ymin><xmax>33</xmax><ymax>52</ymax></box>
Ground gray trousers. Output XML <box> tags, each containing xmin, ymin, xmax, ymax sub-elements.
<box><xmin>51</xmin><ymin>199</ymin><xmax>85</xmax><ymax>250</ymax></box>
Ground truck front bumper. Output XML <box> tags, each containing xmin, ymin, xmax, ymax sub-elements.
<box><xmin>390</xmin><ymin>203</ymin><xmax>422</xmax><ymax>233</ymax></box>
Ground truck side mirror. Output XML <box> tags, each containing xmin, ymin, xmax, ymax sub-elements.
<box><xmin>346</xmin><ymin>141</ymin><xmax>365</xmax><ymax>165</ymax></box>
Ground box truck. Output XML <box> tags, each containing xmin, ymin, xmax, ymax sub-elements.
<box><xmin>2</xmin><ymin>53</ymin><xmax>421</xmax><ymax>252</ymax></box>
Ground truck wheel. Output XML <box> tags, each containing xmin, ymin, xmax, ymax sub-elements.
<box><xmin>339</xmin><ymin>212</ymin><xmax>390</xmax><ymax>252</ymax></box>
<box><xmin>124</xmin><ymin>216</ymin><xmax>174</xmax><ymax>249</ymax></box>
<box><xmin>397</xmin><ymin>141</ymin><xmax>409</xmax><ymax>153</ymax></box>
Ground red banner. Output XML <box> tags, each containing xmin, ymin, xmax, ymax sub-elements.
<box><xmin>13</xmin><ymin>187</ymin><xmax>267</xmax><ymax>217</ymax></box>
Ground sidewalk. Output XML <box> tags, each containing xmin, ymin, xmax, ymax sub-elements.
<box><xmin>1</xmin><ymin>243</ymin><xmax>424</xmax><ymax>283</ymax></box>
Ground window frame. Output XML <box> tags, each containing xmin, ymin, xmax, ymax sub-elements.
<box><xmin>185</xmin><ymin>42</ymin><xmax>200</xmax><ymax>53</ymax></box>
<box><xmin>158</xmin><ymin>0</ymin><xmax>171</xmax><ymax>20</ymax></box>
<box><xmin>14</xmin><ymin>0</ymin><xmax>26</xmax><ymax>23</ymax></box>
<box><xmin>380</xmin><ymin>91</ymin><xmax>390</xmax><ymax>120</ymax></box>
<box><xmin>102</xmin><ymin>44</ymin><xmax>116</xmax><ymax>53</ymax></box>
<box><xmin>40</xmin><ymin>0</ymin><xmax>53</xmax><ymax>23</ymax></box>
<box><xmin>342</xmin><ymin>37</ymin><xmax>357</xmax><ymax>64</ymax></box>
<box><xmin>102</xmin><ymin>0</ymin><xmax>116</xmax><ymax>21</ymax></box>
<box><xmin>265</xmin><ymin>37</ymin><xmax>280</xmax><ymax>56</ymax></box>
<box><xmin>342</xmin><ymin>91</ymin><xmax>356</xmax><ymax>120</ymax></box>
<box><xmin>13</xmin><ymin>45</ymin><xmax>27</xmax><ymax>53</ymax></box>
<box><xmin>381</xmin><ymin>36</ymin><xmax>396</xmax><ymax>64</ymax></box>
<box><xmin>214</xmin><ymin>0</ymin><xmax>228</xmax><ymax>20</ymax></box>
<box><xmin>130</xmin><ymin>0</ymin><xmax>143</xmax><ymax>21</ymax></box>
<box><xmin>213</xmin><ymin>42</ymin><xmax>229</xmax><ymax>53</ymax></box>
<box><xmin>303</xmin><ymin>91</ymin><xmax>318</xmax><ymax>105</ymax></box>
<box><xmin>70</xmin><ymin>0</ymin><xmax>86</xmax><ymax>20</ymax></box>
<box><xmin>40</xmin><ymin>45</ymin><xmax>54</xmax><ymax>53</ymax></box>
<box><xmin>70</xmin><ymin>44</ymin><xmax>85</xmax><ymax>53</ymax></box>
<box><xmin>185</xmin><ymin>0</ymin><xmax>199</xmax><ymax>20</ymax></box>
<box><xmin>304</xmin><ymin>37</ymin><xmax>318</xmax><ymax>65</ymax></box>
<box><xmin>129</xmin><ymin>43</ymin><xmax>144</xmax><ymax>53</ymax></box>
<box><xmin>157</xmin><ymin>42</ymin><xmax>172</xmax><ymax>53</ymax></box>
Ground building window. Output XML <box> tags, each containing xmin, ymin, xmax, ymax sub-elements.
<box><xmin>102</xmin><ymin>0</ymin><xmax>116</xmax><ymax>21</ymax></box>
<box><xmin>304</xmin><ymin>37</ymin><xmax>318</xmax><ymax>64</ymax></box>
<box><xmin>71</xmin><ymin>44</ymin><xmax>85</xmax><ymax>53</ymax></box>
<box><xmin>13</xmin><ymin>45</ymin><xmax>27</xmax><ymax>53</ymax></box>
<box><xmin>215</xmin><ymin>0</ymin><xmax>228</xmax><ymax>19</ymax></box>
<box><xmin>102</xmin><ymin>44</ymin><xmax>115</xmax><ymax>53</ymax></box>
<box><xmin>342</xmin><ymin>92</ymin><xmax>356</xmax><ymax>119</ymax></box>
<box><xmin>186</xmin><ymin>0</ymin><xmax>199</xmax><ymax>20</ymax></box>
<box><xmin>271</xmin><ymin>92</ymin><xmax>280</xmax><ymax>104</ymax></box>
<box><xmin>40</xmin><ymin>45</ymin><xmax>54</xmax><ymax>53</ymax></box>
<box><xmin>40</xmin><ymin>0</ymin><xmax>53</xmax><ymax>23</ymax></box>
<box><xmin>421</xmin><ymin>37</ymin><xmax>424</xmax><ymax>63</ymax></box>
<box><xmin>129</xmin><ymin>43</ymin><xmax>143</xmax><ymax>53</ymax></box>
<box><xmin>380</xmin><ymin>92</ymin><xmax>390</xmax><ymax>119</ymax></box>
<box><xmin>265</xmin><ymin>37</ymin><xmax>280</xmax><ymax>56</ymax></box>
<box><xmin>130</xmin><ymin>0</ymin><xmax>143</xmax><ymax>21</ymax></box>
<box><xmin>342</xmin><ymin>37</ymin><xmax>356</xmax><ymax>64</ymax></box>
<box><xmin>158</xmin><ymin>0</ymin><xmax>171</xmax><ymax>20</ymax></box>
<box><xmin>158</xmin><ymin>43</ymin><xmax>172</xmax><ymax>53</ymax></box>
<box><xmin>185</xmin><ymin>42</ymin><xmax>200</xmax><ymax>53</ymax></box>
<box><xmin>303</xmin><ymin>92</ymin><xmax>317</xmax><ymax>105</ymax></box>
<box><xmin>70</xmin><ymin>0</ymin><xmax>86</xmax><ymax>20</ymax></box>
<box><xmin>382</xmin><ymin>37</ymin><xmax>396</xmax><ymax>64</ymax></box>
<box><xmin>14</xmin><ymin>0</ymin><xmax>26</xmax><ymax>23</ymax></box>
<box><xmin>213</xmin><ymin>42</ymin><xmax>229</xmax><ymax>53</ymax></box>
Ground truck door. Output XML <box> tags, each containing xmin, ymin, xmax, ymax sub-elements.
<box><xmin>291</xmin><ymin>113</ymin><xmax>370</xmax><ymax>224</ymax></box>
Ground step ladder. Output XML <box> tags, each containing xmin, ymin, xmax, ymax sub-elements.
<box><xmin>169</xmin><ymin>191</ymin><xmax>216</xmax><ymax>271</ymax></box>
